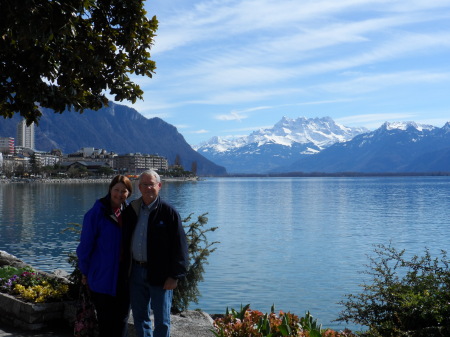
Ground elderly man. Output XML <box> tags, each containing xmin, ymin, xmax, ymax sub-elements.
<box><xmin>123</xmin><ymin>169</ymin><xmax>188</xmax><ymax>337</ymax></box>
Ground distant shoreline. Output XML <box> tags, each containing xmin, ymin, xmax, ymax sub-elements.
<box><xmin>226</xmin><ymin>172</ymin><xmax>450</xmax><ymax>177</ymax></box>
<box><xmin>1</xmin><ymin>173</ymin><xmax>449</xmax><ymax>184</ymax></box>
<box><xmin>0</xmin><ymin>176</ymin><xmax>200</xmax><ymax>184</ymax></box>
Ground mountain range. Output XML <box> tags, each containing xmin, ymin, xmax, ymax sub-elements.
<box><xmin>1</xmin><ymin>104</ymin><xmax>448</xmax><ymax>175</ymax></box>
<box><xmin>280</xmin><ymin>121</ymin><xmax>450</xmax><ymax>173</ymax></box>
<box><xmin>195</xmin><ymin>117</ymin><xmax>368</xmax><ymax>173</ymax></box>
<box><xmin>195</xmin><ymin>117</ymin><xmax>450</xmax><ymax>174</ymax></box>
<box><xmin>0</xmin><ymin>103</ymin><xmax>226</xmax><ymax>176</ymax></box>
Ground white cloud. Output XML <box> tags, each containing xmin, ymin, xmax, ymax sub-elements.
<box><xmin>216</xmin><ymin>110</ymin><xmax>247</xmax><ymax>121</ymax></box>
<box><xmin>153</xmin><ymin>0</ymin><xmax>450</xmax><ymax>56</ymax></box>
<box><xmin>225</xmin><ymin>125</ymin><xmax>274</xmax><ymax>133</ymax></box>
<box><xmin>174</xmin><ymin>124</ymin><xmax>190</xmax><ymax>129</ymax></box>
<box><xmin>336</xmin><ymin>113</ymin><xmax>417</xmax><ymax>125</ymax></box>
<box><xmin>336</xmin><ymin>111</ymin><xmax>450</xmax><ymax>130</ymax></box>
<box><xmin>149</xmin><ymin>8</ymin><xmax>450</xmax><ymax>106</ymax></box>
<box><xmin>294</xmin><ymin>99</ymin><xmax>357</xmax><ymax>106</ymax></box>
<box><xmin>415</xmin><ymin>117</ymin><xmax>450</xmax><ymax>128</ymax></box>
<box><xmin>234</xmin><ymin>106</ymin><xmax>273</xmax><ymax>113</ymax></box>
<box><xmin>317</xmin><ymin>71</ymin><xmax>450</xmax><ymax>94</ymax></box>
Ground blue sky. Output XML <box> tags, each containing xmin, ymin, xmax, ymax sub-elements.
<box><xmin>119</xmin><ymin>0</ymin><xmax>450</xmax><ymax>146</ymax></box>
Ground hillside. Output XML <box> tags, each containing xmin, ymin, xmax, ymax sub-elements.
<box><xmin>0</xmin><ymin>103</ymin><xmax>227</xmax><ymax>176</ymax></box>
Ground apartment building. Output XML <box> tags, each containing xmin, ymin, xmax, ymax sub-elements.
<box><xmin>113</xmin><ymin>153</ymin><xmax>168</xmax><ymax>174</ymax></box>
<box><xmin>66</xmin><ymin>147</ymin><xmax>116</xmax><ymax>167</ymax></box>
<box><xmin>32</xmin><ymin>152</ymin><xmax>61</xmax><ymax>168</ymax></box>
<box><xmin>0</xmin><ymin>137</ymin><xmax>14</xmax><ymax>155</ymax></box>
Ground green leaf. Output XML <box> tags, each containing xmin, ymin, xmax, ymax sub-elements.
<box><xmin>0</xmin><ymin>0</ymin><xmax>158</xmax><ymax>123</ymax></box>
<box><xmin>257</xmin><ymin>314</ymin><xmax>271</xmax><ymax>335</ymax></box>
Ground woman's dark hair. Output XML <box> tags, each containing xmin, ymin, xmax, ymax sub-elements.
<box><xmin>109</xmin><ymin>175</ymin><xmax>133</xmax><ymax>197</ymax></box>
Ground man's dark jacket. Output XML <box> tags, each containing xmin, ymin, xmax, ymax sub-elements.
<box><xmin>122</xmin><ymin>196</ymin><xmax>188</xmax><ymax>286</ymax></box>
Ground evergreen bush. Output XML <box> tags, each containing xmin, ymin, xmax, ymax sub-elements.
<box><xmin>172</xmin><ymin>213</ymin><xmax>219</xmax><ymax>312</ymax></box>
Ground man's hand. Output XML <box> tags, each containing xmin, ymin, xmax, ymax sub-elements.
<box><xmin>163</xmin><ymin>277</ymin><xmax>178</xmax><ymax>290</ymax></box>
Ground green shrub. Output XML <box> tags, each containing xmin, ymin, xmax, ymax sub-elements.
<box><xmin>0</xmin><ymin>265</ymin><xmax>34</xmax><ymax>280</ymax></box>
<box><xmin>336</xmin><ymin>243</ymin><xmax>450</xmax><ymax>336</ymax></box>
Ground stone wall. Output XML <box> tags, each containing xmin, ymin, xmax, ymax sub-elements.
<box><xmin>0</xmin><ymin>292</ymin><xmax>70</xmax><ymax>330</ymax></box>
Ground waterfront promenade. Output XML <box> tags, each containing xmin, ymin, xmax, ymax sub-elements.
<box><xmin>0</xmin><ymin>176</ymin><xmax>198</xmax><ymax>184</ymax></box>
<box><xmin>0</xmin><ymin>311</ymin><xmax>215</xmax><ymax>337</ymax></box>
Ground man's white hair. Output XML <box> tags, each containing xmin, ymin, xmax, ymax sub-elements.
<box><xmin>139</xmin><ymin>169</ymin><xmax>160</xmax><ymax>183</ymax></box>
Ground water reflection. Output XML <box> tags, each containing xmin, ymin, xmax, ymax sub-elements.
<box><xmin>0</xmin><ymin>182</ymin><xmax>108</xmax><ymax>270</ymax></box>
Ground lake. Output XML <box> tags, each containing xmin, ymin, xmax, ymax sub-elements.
<box><xmin>0</xmin><ymin>176</ymin><xmax>449</xmax><ymax>331</ymax></box>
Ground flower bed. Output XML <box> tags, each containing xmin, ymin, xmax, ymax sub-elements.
<box><xmin>212</xmin><ymin>304</ymin><xmax>357</xmax><ymax>337</ymax></box>
<box><xmin>0</xmin><ymin>266</ymin><xmax>69</xmax><ymax>303</ymax></box>
<box><xmin>0</xmin><ymin>265</ymin><xmax>74</xmax><ymax>330</ymax></box>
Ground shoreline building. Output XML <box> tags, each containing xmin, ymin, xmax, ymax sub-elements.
<box><xmin>16</xmin><ymin>120</ymin><xmax>35</xmax><ymax>150</ymax></box>
<box><xmin>114</xmin><ymin>153</ymin><xmax>168</xmax><ymax>174</ymax></box>
<box><xmin>0</xmin><ymin>137</ymin><xmax>14</xmax><ymax>155</ymax></box>
<box><xmin>66</xmin><ymin>147</ymin><xmax>117</xmax><ymax>168</ymax></box>
<box><xmin>32</xmin><ymin>151</ymin><xmax>61</xmax><ymax>169</ymax></box>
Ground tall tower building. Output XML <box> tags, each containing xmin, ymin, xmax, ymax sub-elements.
<box><xmin>16</xmin><ymin>119</ymin><xmax>35</xmax><ymax>150</ymax></box>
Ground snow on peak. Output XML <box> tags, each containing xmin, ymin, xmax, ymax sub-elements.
<box><xmin>253</xmin><ymin>116</ymin><xmax>367</xmax><ymax>148</ymax></box>
<box><xmin>443</xmin><ymin>121</ymin><xmax>450</xmax><ymax>131</ymax></box>
<box><xmin>383</xmin><ymin>121</ymin><xmax>436</xmax><ymax>132</ymax></box>
<box><xmin>193</xmin><ymin>135</ymin><xmax>248</xmax><ymax>152</ymax></box>
<box><xmin>195</xmin><ymin>116</ymin><xmax>368</xmax><ymax>152</ymax></box>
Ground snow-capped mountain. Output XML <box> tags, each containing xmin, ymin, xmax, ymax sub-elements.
<box><xmin>276</xmin><ymin>121</ymin><xmax>450</xmax><ymax>173</ymax></box>
<box><xmin>195</xmin><ymin>116</ymin><xmax>369</xmax><ymax>173</ymax></box>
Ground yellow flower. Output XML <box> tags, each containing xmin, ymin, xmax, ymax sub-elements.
<box><xmin>13</xmin><ymin>280</ymin><xmax>69</xmax><ymax>303</ymax></box>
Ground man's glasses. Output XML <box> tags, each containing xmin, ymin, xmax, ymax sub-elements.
<box><xmin>140</xmin><ymin>183</ymin><xmax>159</xmax><ymax>188</ymax></box>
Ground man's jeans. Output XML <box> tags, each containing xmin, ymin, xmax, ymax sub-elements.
<box><xmin>130</xmin><ymin>264</ymin><xmax>173</xmax><ymax>337</ymax></box>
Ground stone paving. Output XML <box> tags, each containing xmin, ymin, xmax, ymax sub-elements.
<box><xmin>0</xmin><ymin>311</ymin><xmax>216</xmax><ymax>337</ymax></box>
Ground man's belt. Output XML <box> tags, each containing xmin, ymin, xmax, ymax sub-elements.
<box><xmin>133</xmin><ymin>259</ymin><xmax>148</xmax><ymax>267</ymax></box>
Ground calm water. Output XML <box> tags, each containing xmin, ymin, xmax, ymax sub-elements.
<box><xmin>0</xmin><ymin>177</ymin><xmax>449</xmax><ymax>330</ymax></box>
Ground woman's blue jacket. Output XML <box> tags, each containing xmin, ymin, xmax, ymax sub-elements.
<box><xmin>76</xmin><ymin>195</ymin><xmax>125</xmax><ymax>296</ymax></box>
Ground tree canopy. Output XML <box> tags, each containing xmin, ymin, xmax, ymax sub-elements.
<box><xmin>0</xmin><ymin>0</ymin><xmax>158</xmax><ymax>125</ymax></box>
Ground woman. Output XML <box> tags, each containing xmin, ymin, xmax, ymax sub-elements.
<box><xmin>77</xmin><ymin>175</ymin><xmax>133</xmax><ymax>337</ymax></box>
